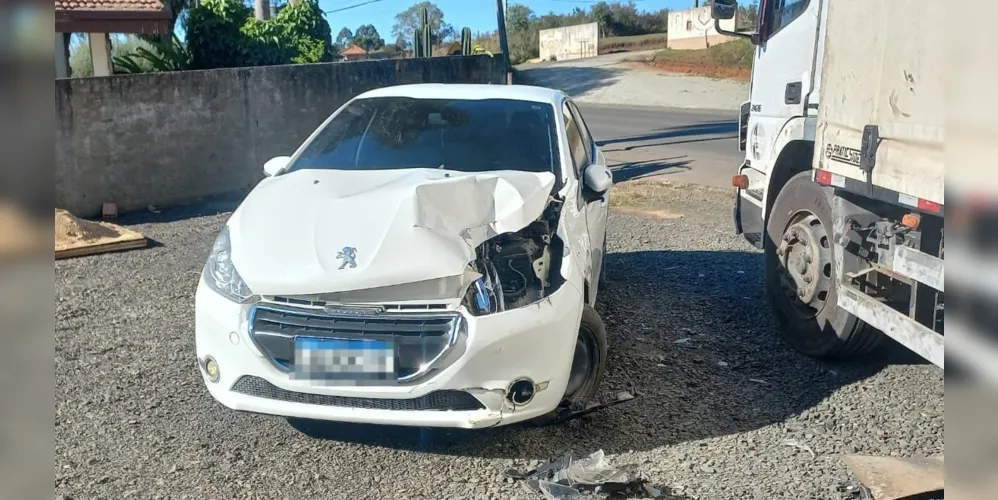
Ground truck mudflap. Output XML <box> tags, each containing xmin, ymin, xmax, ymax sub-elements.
<box><xmin>734</xmin><ymin>188</ymin><xmax>764</xmax><ymax>249</ymax></box>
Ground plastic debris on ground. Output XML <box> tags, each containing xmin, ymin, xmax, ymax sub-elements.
<box><xmin>505</xmin><ymin>449</ymin><xmax>660</xmax><ymax>499</ymax></box>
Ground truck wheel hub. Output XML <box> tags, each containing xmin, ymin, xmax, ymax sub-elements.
<box><xmin>777</xmin><ymin>213</ymin><xmax>832</xmax><ymax>317</ymax></box>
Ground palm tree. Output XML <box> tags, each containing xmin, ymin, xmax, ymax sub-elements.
<box><xmin>255</xmin><ymin>0</ymin><xmax>271</xmax><ymax>20</ymax></box>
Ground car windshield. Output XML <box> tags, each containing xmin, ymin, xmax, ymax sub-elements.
<box><xmin>287</xmin><ymin>96</ymin><xmax>560</xmax><ymax>175</ymax></box>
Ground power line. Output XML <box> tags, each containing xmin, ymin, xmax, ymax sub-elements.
<box><xmin>324</xmin><ymin>0</ymin><xmax>387</xmax><ymax>14</ymax></box>
<box><xmin>550</xmin><ymin>0</ymin><xmax>648</xmax><ymax>3</ymax></box>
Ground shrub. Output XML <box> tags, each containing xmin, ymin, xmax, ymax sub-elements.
<box><xmin>185</xmin><ymin>0</ymin><xmax>334</xmax><ymax>70</ymax></box>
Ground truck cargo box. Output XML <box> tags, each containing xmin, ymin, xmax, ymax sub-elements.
<box><xmin>813</xmin><ymin>0</ymin><xmax>943</xmax><ymax>207</ymax></box>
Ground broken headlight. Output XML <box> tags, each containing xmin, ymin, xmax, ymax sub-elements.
<box><xmin>202</xmin><ymin>226</ymin><xmax>254</xmax><ymax>303</ymax></box>
<box><xmin>464</xmin><ymin>228</ymin><xmax>553</xmax><ymax>316</ymax></box>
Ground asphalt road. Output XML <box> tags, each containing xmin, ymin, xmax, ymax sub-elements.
<box><xmin>578</xmin><ymin>103</ymin><xmax>742</xmax><ymax>189</ymax></box>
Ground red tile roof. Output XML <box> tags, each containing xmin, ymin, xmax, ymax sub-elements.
<box><xmin>54</xmin><ymin>0</ymin><xmax>171</xmax><ymax>34</ymax></box>
<box><xmin>55</xmin><ymin>0</ymin><xmax>168</xmax><ymax>12</ymax></box>
<box><xmin>341</xmin><ymin>45</ymin><xmax>368</xmax><ymax>55</ymax></box>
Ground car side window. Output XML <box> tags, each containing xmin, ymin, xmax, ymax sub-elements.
<box><xmin>563</xmin><ymin>103</ymin><xmax>589</xmax><ymax>180</ymax></box>
<box><xmin>568</xmin><ymin>101</ymin><xmax>596</xmax><ymax>161</ymax></box>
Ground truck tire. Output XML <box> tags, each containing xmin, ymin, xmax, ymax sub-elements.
<box><xmin>531</xmin><ymin>304</ymin><xmax>608</xmax><ymax>426</ymax></box>
<box><xmin>765</xmin><ymin>172</ymin><xmax>882</xmax><ymax>359</ymax></box>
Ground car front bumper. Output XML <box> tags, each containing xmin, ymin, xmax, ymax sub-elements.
<box><xmin>194</xmin><ymin>279</ymin><xmax>585</xmax><ymax>429</ymax></box>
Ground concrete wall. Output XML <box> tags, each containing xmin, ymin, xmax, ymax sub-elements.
<box><xmin>667</xmin><ymin>6</ymin><xmax>737</xmax><ymax>50</ymax></box>
<box><xmin>55</xmin><ymin>55</ymin><xmax>506</xmax><ymax>216</ymax></box>
<box><xmin>539</xmin><ymin>23</ymin><xmax>599</xmax><ymax>62</ymax></box>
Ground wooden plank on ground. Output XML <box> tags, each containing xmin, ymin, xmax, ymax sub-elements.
<box><xmin>55</xmin><ymin>233</ymin><xmax>147</xmax><ymax>260</ymax></box>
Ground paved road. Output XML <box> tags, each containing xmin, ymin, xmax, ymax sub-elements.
<box><xmin>578</xmin><ymin>103</ymin><xmax>742</xmax><ymax>189</ymax></box>
<box><xmin>517</xmin><ymin>51</ymin><xmax>749</xmax><ymax>110</ymax></box>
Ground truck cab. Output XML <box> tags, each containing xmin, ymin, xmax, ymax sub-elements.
<box><xmin>724</xmin><ymin>0</ymin><xmax>824</xmax><ymax>248</ymax></box>
<box><xmin>711</xmin><ymin>0</ymin><xmax>947</xmax><ymax>369</ymax></box>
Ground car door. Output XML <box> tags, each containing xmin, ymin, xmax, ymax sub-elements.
<box><xmin>564</xmin><ymin>101</ymin><xmax>607</xmax><ymax>299</ymax></box>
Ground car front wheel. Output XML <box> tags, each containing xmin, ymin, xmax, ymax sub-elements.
<box><xmin>531</xmin><ymin>304</ymin><xmax>608</xmax><ymax>425</ymax></box>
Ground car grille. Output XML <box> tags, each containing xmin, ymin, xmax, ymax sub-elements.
<box><xmin>248</xmin><ymin>303</ymin><xmax>463</xmax><ymax>383</ymax></box>
<box><xmin>270</xmin><ymin>296</ymin><xmax>451</xmax><ymax>311</ymax></box>
<box><xmin>230</xmin><ymin>376</ymin><xmax>485</xmax><ymax>411</ymax></box>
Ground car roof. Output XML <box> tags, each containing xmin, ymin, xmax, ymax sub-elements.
<box><xmin>356</xmin><ymin>84</ymin><xmax>567</xmax><ymax>106</ymax></box>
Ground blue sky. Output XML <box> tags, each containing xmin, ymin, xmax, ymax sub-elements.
<box><xmin>320</xmin><ymin>0</ymin><xmax>697</xmax><ymax>42</ymax></box>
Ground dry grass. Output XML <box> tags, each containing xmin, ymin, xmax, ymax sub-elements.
<box><xmin>647</xmin><ymin>38</ymin><xmax>754</xmax><ymax>80</ymax></box>
<box><xmin>610</xmin><ymin>178</ymin><xmax>728</xmax><ymax>219</ymax></box>
<box><xmin>599</xmin><ymin>33</ymin><xmax>669</xmax><ymax>53</ymax></box>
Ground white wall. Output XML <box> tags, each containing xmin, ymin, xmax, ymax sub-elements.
<box><xmin>539</xmin><ymin>22</ymin><xmax>599</xmax><ymax>62</ymax></box>
<box><xmin>88</xmin><ymin>33</ymin><xmax>113</xmax><ymax>77</ymax></box>
<box><xmin>667</xmin><ymin>6</ymin><xmax>737</xmax><ymax>49</ymax></box>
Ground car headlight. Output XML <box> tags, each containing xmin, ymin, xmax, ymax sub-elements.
<box><xmin>466</xmin><ymin>276</ymin><xmax>500</xmax><ymax>316</ymax></box>
<box><xmin>202</xmin><ymin>226</ymin><xmax>254</xmax><ymax>303</ymax></box>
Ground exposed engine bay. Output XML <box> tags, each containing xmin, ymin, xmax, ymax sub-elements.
<box><xmin>465</xmin><ymin>200</ymin><xmax>565</xmax><ymax>315</ymax></box>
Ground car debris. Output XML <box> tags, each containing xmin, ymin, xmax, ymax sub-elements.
<box><xmin>535</xmin><ymin>391</ymin><xmax>636</xmax><ymax>426</ymax></box>
<box><xmin>505</xmin><ymin>449</ymin><xmax>658</xmax><ymax>499</ymax></box>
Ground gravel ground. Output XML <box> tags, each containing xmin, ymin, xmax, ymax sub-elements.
<box><xmin>55</xmin><ymin>183</ymin><xmax>943</xmax><ymax>500</ymax></box>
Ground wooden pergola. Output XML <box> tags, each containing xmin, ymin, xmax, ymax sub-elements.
<box><xmin>55</xmin><ymin>0</ymin><xmax>173</xmax><ymax>78</ymax></box>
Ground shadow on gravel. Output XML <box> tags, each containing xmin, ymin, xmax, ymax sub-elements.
<box><xmin>111</xmin><ymin>190</ymin><xmax>247</xmax><ymax>226</ymax></box>
<box><xmin>597</xmin><ymin>121</ymin><xmax>738</xmax><ymax>149</ymax></box>
<box><xmin>287</xmin><ymin>250</ymin><xmax>906</xmax><ymax>465</ymax></box>
<box><xmin>611</xmin><ymin>157</ymin><xmax>692</xmax><ymax>182</ymax></box>
<box><xmin>516</xmin><ymin>66</ymin><xmax>624</xmax><ymax>98</ymax></box>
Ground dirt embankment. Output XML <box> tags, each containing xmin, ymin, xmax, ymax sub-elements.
<box><xmin>646</xmin><ymin>60</ymin><xmax>750</xmax><ymax>81</ymax></box>
<box><xmin>644</xmin><ymin>39</ymin><xmax>754</xmax><ymax>81</ymax></box>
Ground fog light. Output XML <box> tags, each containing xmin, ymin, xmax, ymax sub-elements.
<box><xmin>507</xmin><ymin>378</ymin><xmax>536</xmax><ymax>405</ymax></box>
<box><xmin>203</xmin><ymin>356</ymin><xmax>220</xmax><ymax>383</ymax></box>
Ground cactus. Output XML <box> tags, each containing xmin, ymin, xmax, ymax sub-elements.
<box><xmin>413</xmin><ymin>27</ymin><xmax>424</xmax><ymax>58</ymax></box>
<box><xmin>412</xmin><ymin>6</ymin><xmax>432</xmax><ymax>58</ymax></box>
<box><xmin>461</xmin><ymin>27</ymin><xmax>472</xmax><ymax>55</ymax></box>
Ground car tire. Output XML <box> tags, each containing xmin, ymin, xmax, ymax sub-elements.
<box><xmin>765</xmin><ymin>171</ymin><xmax>883</xmax><ymax>359</ymax></box>
<box><xmin>530</xmin><ymin>304</ymin><xmax>608</xmax><ymax>426</ymax></box>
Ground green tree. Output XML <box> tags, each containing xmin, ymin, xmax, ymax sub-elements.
<box><xmin>352</xmin><ymin>24</ymin><xmax>385</xmax><ymax>51</ymax></box>
<box><xmin>336</xmin><ymin>27</ymin><xmax>354</xmax><ymax>46</ymax></box>
<box><xmin>391</xmin><ymin>2</ymin><xmax>454</xmax><ymax>48</ymax></box>
<box><xmin>185</xmin><ymin>0</ymin><xmax>334</xmax><ymax>69</ymax></box>
<box><xmin>505</xmin><ymin>3</ymin><xmax>537</xmax><ymax>64</ymax></box>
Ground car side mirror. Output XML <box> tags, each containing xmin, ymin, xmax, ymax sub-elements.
<box><xmin>582</xmin><ymin>163</ymin><xmax>612</xmax><ymax>201</ymax></box>
<box><xmin>263</xmin><ymin>156</ymin><xmax>291</xmax><ymax>177</ymax></box>
<box><xmin>712</xmin><ymin>0</ymin><xmax>737</xmax><ymax>20</ymax></box>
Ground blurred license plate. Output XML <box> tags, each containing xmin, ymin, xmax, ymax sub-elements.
<box><xmin>293</xmin><ymin>337</ymin><xmax>395</xmax><ymax>381</ymax></box>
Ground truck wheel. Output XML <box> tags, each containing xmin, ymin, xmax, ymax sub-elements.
<box><xmin>765</xmin><ymin>172</ymin><xmax>882</xmax><ymax>359</ymax></box>
<box><xmin>531</xmin><ymin>304</ymin><xmax>608</xmax><ymax>426</ymax></box>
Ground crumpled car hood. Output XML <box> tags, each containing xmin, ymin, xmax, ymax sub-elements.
<box><xmin>228</xmin><ymin>168</ymin><xmax>557</xmax><ymax>297</ymax></box>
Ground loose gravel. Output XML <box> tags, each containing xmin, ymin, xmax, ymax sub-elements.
<box><xmin>55</xmin><ymin>184</ymin><xmax>943</xmax><ymax>500</ymax></box>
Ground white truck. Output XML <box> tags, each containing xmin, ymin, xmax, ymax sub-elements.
<box><xmin>709</xmin><ymin>0</ymin><xmax>945</xmax><ymax>367</ymax></box>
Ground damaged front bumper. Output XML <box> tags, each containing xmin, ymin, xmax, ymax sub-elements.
<box><xmin>195</xmin><ymin>278</ymin><xmax>585</xmax><ymax>429</ymax></box>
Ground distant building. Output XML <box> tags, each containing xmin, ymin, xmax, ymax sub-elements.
<box><xmin>340</xmin><ymin>45</ymin><xmax>369</xmax><ymax>61</ymax></box>
<box><xmin>667</xmin><ymin>5</ymin><xmax>737</xmax><ymax>50</ymax></box>
<box><xmin>538</xmin><ymin>22</ymin><xmax>599</xmax><ymax>62</ymax></box>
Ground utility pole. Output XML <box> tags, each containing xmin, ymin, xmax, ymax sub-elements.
<box><xmin>495</xmin><ymin>0</ymin><xmax>511</xmax><ymax>83</ymax></box>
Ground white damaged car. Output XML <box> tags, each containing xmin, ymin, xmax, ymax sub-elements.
<box><xmin>195</xmin><ymin>83</ymin><xmax>613</xmax><ymax>429</ymax></box>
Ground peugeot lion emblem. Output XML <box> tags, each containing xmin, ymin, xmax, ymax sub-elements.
<box><xmin>336</xmin><ymin>247</ymin><xmax>358</xmax><ymax>270</ymax></box>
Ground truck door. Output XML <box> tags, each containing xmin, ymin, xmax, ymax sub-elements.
<box><xmin>746</xmin><ymin>0</ymin><xmax>822</xmax><ymax>171</ymax></box>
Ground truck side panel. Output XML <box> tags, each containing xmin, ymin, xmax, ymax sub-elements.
<box><xmin>813</xmin><ymin>0</ymin><xmax>943</xmax><ymax>206</ymax></box>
